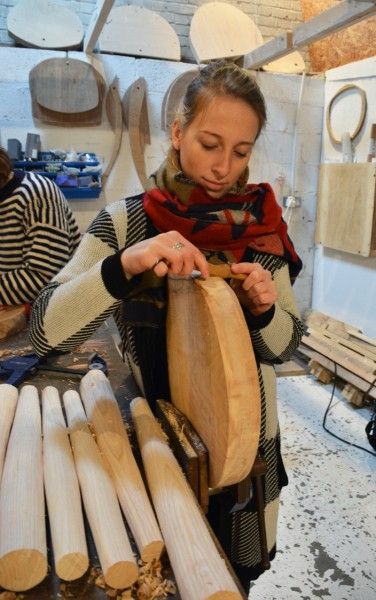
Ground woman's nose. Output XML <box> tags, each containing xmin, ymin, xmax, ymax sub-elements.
<box><xmin>212</xmin><ymin>152</ymin><xmax>231</xmax><ymax>178</ymax></box>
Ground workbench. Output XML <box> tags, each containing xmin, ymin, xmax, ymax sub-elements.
<box><xmin>0</xmin><ymin>318</ymin><xmax>247</xmax><ymax>600</ymax></box>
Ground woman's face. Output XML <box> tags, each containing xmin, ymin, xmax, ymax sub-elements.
<box><xmin>172</xmin><ymin>95</ymin><xmax>260</xmax><ymax>199</ymax></box>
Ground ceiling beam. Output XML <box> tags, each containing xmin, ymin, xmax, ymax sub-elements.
<box><xmin>245</xmin><ymin>0</ymin><xmax>376</xmax><ymax>70</ymax></box>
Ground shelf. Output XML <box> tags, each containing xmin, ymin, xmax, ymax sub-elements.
<box><xmin>13</xmin><ymin>152</ymin><xmax>102</xmax><ymax>200</ymax></box>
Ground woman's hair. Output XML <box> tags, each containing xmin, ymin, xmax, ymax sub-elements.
<box><xmin>0</xmin><ymin>147</ymin><xmax>12</xmax><ymax>188</ymax></box>
<box><xmin>179</xmin><ymin>60</ymin><xmax>267</xmax><ymax>139</ymax></box>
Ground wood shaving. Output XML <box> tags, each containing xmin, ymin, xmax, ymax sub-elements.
<box><xmin>0</xmin><ymin>346</ymin><xmax>33</xmax><ymax>358</ymax></box>
<box><xmin>93</xmin><ymin>559</ymin><xmax>177</xmax><ymax>599</ymax></box>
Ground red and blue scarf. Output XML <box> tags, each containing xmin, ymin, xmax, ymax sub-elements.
<box><xmin>143</xmin><ymin>156</ymin><xmax>302</xmax><ymax>282</ymax></box>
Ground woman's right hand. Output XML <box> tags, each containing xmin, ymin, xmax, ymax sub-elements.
<box><xmin>120</xmin><ymin>230</ymin><xmax>209</xmax><ymax>279</ymax></box>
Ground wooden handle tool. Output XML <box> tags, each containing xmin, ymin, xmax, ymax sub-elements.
<box><xmin>207</xmin><ymin>263</ymin><xmax>246</xmax><ymax>280</ymax></box>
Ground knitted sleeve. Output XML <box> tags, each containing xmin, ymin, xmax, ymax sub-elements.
<box><xmin>245</xmin><ymin>258</ymin><xmax>304</xmax><ymax>363</ymax></box>
<box><xmin>29</xmin><ymin>196</ymin><xmax>146</xmax><ymax>356</ymax></box>
<box><xmin>0</xmin><ymin>174</ymin><xmax>80</xmax><ymax>305</ymax></box>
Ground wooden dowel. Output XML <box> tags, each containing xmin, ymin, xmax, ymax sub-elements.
<box><xmin>63</xmin><ymin>390</ymin><xmax>138</xmax><ymax>589</ymax></box>
<box><xmin>80</xmin><ymin>369</ymin><xmax>164</xmax><ymax>563</ymax></box>
<box><xmin>0</xmin><ymin>385</ymin><xmax>47</xmax><ymax>592</ymax></box>
<box><xmin>130</xmin><ymin>396</ymin><xmax>242</xmax><ymax>600</ymax></box>
<box><xmin>42</xmin><ymin>386</ymin><xmax>89</xmax><ymax>581</ymax></box>
<box><xmin>0</xmin><ymin>384</ymin><xmax>18</xmax><ymax>479</ymax></box>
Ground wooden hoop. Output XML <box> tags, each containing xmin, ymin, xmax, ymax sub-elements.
<box><xmin>326</xmin><ymin>84</ymin><xmax>367</xmax><ymax>145</ymax></box>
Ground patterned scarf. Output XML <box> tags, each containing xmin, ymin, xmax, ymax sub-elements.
<box><xmin>144</xmin><ymin>151</ymin><xmax>302</xmax><ymax>282</ymax></box>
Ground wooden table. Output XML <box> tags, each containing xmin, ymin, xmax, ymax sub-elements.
<box><xmin>0</xmin><ymin>319</ymin><xmax>247</xmax><ymax>600</ymax></box>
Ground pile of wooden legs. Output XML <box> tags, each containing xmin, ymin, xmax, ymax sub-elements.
<box><xmin>299</xmin><ymin>310</ymin><xmax>376</xmax><ymax>406</ymax></box>
<box><xmin>0</xmin><ymin>370</ymin><xmax>243</xmax><ymax>599</ymax></box>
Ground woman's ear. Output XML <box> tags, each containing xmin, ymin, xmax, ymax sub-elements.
<box><xmin>171</xmin><ymin>119</ymin><xmax>182</xmax><ymax>151</ymax></box>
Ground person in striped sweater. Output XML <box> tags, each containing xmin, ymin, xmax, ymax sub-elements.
<box><xmin>0</xmin><ymin>147</ymin><xmax>80</xmax><ymax>306</ymax></box>
<box><xmin>30</xmin><ymin>61</ymin><xmax>304</xmax><ymax>592</ymax></box>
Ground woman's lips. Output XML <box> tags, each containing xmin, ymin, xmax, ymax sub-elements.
<box><xmin>203</xmin><ymin>178</ymin><xmax>227</xmax><ymax>190</ymax></box>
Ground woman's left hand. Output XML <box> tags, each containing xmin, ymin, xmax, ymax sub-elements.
<box><xmin>230</xmin><ymin>262</ymin><xmax>277</xmax><ymax>316</ymax></box>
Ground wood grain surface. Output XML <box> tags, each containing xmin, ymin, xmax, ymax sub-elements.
<box><xmin>167</xmin><ymin>276</ymin><xmax>261</xmax><ymax>489</ymax></box>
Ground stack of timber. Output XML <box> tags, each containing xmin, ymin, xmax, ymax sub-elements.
<box><xmin>299</xmin><ymin>310</ymin><xmax>376</xmax><ymax>405</ymax></box>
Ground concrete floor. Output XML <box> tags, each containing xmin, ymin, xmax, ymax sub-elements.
<box><xmin>249</xmin><ymin>374</ymin><xmax>376</xmax><ymax>600</ymax></box>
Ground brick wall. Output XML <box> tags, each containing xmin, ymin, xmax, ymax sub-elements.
<box><xmin>0</xmin><ymin>0</ymin><xmax>304</xmax><ymax>62</ymax></box>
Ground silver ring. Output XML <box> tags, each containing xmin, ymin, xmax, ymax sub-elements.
<box><xmin>172</xmin><ymin>241</ymin><xmax>184</xmax><ymax>251</ymax></box>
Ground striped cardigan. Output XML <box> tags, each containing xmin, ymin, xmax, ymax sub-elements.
<box><xmin>0</xmin><ymin>171</ymin><xmax>80</xmax><ymax>305</ymax></box>
<box><xmin>30</xmin><ymin>193</ymin><xmax>304</xmax><ymax>581</ymax></box>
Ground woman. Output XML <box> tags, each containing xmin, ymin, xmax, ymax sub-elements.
<box><xmin>30</xmin><ymin>61</ymin><xmax>303</xmax><ymax>592</ymax></box>
<box><xmin>0</xmin><ymin>147</ymin><xmax>80</xmax><ymax>305</ymax></box>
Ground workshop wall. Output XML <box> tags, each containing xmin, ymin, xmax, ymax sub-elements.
<box><xmin>0</xmin><ymin>46</ymin><xmax>322</xmax><ymax>318</ymax></box>
<box><xmin>312</xmin><ymin>56</ymin><xmax>376</xmax><ymax>338</ymax></box>
<box><xmin>0</xmin><ymin>0</ymin><xmax>305</xmax><ymax>62</ymax></box>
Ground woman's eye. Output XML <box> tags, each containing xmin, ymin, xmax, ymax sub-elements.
<box><xmin>201</xmin><ymin>143</ymin><xmax>217</xmax><ymax>150</ymax></box>
<box><xmin>235</xmin><ymin>151</ymin><xmax>247</xmax><ymax>158</ymax></box>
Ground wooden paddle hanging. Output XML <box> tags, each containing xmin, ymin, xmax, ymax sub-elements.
<box><xmin>190</xmin><ymin>2</ymin><xmax>264</xmax><ymax>63</ymax></box>
<box><xmin>161</xmin><ymin>70</ymin><xmax>199</xmax><ymax>132</ymax></box>
<box><xmin>7</xmin><ymin>0</ymin><xmax>83</xmax><ymax>50</ymax></box>
<box><xmin>99</xmin><ymin>5</ymin><xmax>180</xmax><ymax>61</ymax></box>
<box><xmin>167</xmin><ymin>275</ymin><xmax>261</xmax><ymax>489</ymax></box>
<box><xmin>29</xmin><ymin>58</ymin><xmax>105</xmax><ymax>127</ymax></box>
<box><xmin>122</xmin><ymin>78</ymin><xmax>150</xmax><ymax>191</ymax></box>
<box><xmin>101</xmin><ymin>77</ymin><xmax>123</xmax><ymax>188</ymax></box>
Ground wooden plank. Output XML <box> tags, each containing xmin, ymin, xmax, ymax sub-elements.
<box><xmin>316</xmin><ymin>163</ymin><xmax>376</xmax><ymax>257</ymax></box>
<box><xmin>190</xmin><ymin>2</ymin><xmax>263</xmax><ymax>64</ymax></box>
<box><xmin>275</xmin><ymin>358</ymin><xmax>308</xmax><ymax>377</ymax></box>
<box><xmin>293</xmin><ymin>0</ymin><xmax>376</xmax><ymax>48</ymax></box>
<box><xmin>84</xmin><ymin>0</ymin><xmax>115</xmax><ymax>54</ymax></box>
<box><xmin>298</xmin><ymin>345</ymin><xmax>376</xmax><ymax>400</ymax></box>
<box><xmin>244</xmin><ymin>32</ymin><xmax>292</xmax><ymax>70</ymax></box>
<box><xmin>302</xmin><ymin>334</ymin><xmax>376</xmax><ymax>378</ymax></box>
<box><xmin>307</xmin><ymin>326</ymin><xmax>376</xmax><ymax>363</ymax></box>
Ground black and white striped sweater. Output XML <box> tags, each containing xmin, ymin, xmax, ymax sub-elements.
<box><xmin>0</xmin><ymin>171</ymin><xmax>80</xmax><ymax>305</ymax></box>
<box><xmin>30</xmin><ymin>194</ymin><xmax>304</xmax><ymax>578</ymax></box>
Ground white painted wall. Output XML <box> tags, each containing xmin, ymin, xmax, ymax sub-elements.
<box><xmin>312</xmin><ymin>56</ymin><xmax>376</xmax><ymax>338</ymax></box>
<box><xmin>0</xmin><ymin>46</ymin><xmax>323</xmax><ymax>318</ymax></box>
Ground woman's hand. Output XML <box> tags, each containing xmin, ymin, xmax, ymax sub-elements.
<box><xmin>230</xmin><ymin>262</ymin><xmax>277</xmax><ymax>316</ymax></box>
<box><xmin>120</xmin><ymin>231</ymin><xmax>209</xmax><ymax>279</ymax></box>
